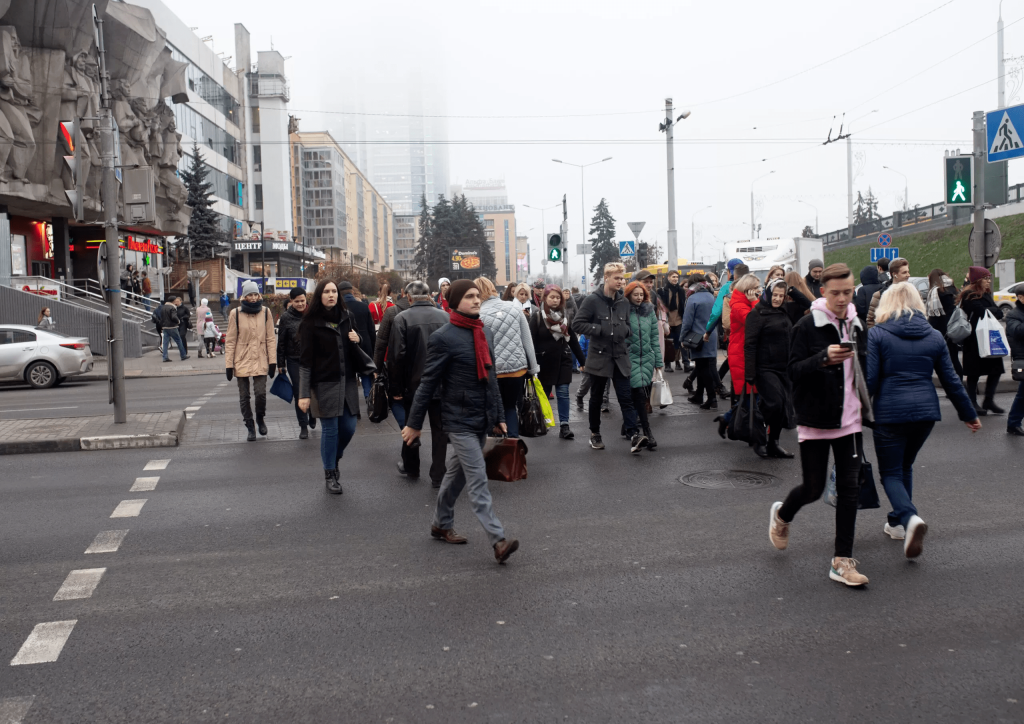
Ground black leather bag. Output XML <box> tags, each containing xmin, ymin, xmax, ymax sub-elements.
<box><xmin>727</xmin><ymin>388</ymin><xmax>765</xmax><ymax>445</ymax></box>
<box><xmin>350</xmin><ymin>344</ymin><xmax>377</xmax><ymax>378</ymax></box>
<box><xmin>1012</xmin><ymin>357</ymin><xmax>1024</xmax><ymax>382</ymax></box>
<box><xmin>518</xmin><ymin>380</ymin><xmax>548</xmax><ymax>437</ymax></box>
<box><xmin>681</xmin><ymin>330</ymin><xmax>704</xmax><ymax>351</ymax></box>
<box><xmin>368</xmin><ymin>373</ymin><xmax>389</xmax><ymax>423</ymax></box>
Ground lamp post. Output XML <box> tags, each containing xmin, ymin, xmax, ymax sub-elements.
<box><xmin>797</xmin><ymin>200</ymin><xmax>818</xmax><ymax>235</ymax></box>
<box><xmin>882</xmin><ymin>166</ymin><xmax>909</xmax><ymax>211</ymax></box>
<box><xmin>523</xmin><ymin>202</ymin><xmax>560</xmax><ymax>282</ymax></box>
<box><xmin>690</xmin><ymin>205</ymin><xmax>711</xmax><ymax>263</ymax></box>
<box><xmin>658</xmin><ymin>99</ymin><xmax>691</xmax><ymax>272</ymax></box>
<box><xmin>750</xmin><ymin>171</ymin><xmax>774</xmax><ymax>239</ymax></box>
<box><xmin>552</xmin><ymin>157</ymin><xmax>612</xmax><ymax>288</ymax></box>
<box><xmin>847</xmin><ymin>109</ymin><xmax>879</xmax><ymax>234</ymax></box>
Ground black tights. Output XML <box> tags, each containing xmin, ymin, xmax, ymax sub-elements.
<box><xmin>966</xmin><ymin>373</ymin><xmax>1001</xmax><ymax>407</ymax></box>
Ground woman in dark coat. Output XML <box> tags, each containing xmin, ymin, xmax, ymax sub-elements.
<box><xmin>925</xmin><ymin>268</ymin><xmax>963</xmax><ymax>378</ymax></box>
<box><xmin>531</xmin><ymin>284</ymin><xmax>585</xmax><ymax>440</ymax></box>
<box><xmin>782</xmin><ymin>271</ymin><xmax>813</xmax><ymax>326</ymax></box>
<box><xmin>958</xmin><ymin>266</ymin><xmax>1004</xmax><ymax>416</ymax></box>
<box><xmin>744</xmin><ymin>278</ymin><xmax>796</xmax><ymax>459</ymax></box>
<box><xmin>297</xmin><ymin>279</ymin><xmax>370</xmax><ymax>495</ymax></box>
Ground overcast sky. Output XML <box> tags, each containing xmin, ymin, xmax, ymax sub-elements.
<box><xmin>173</xmin><ymin>0</ymin><xmax>1021</xmax><ymax>280</ymax></box>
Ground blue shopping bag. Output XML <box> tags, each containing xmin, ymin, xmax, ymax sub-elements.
<box><xmin>270</xmin><ymin>372</ymin><xmax>293</xmax><ymax>403</ymax></box>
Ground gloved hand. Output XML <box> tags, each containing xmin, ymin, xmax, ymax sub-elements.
<box><xmin>226</xmin><ymin>368</ymin><xmax>233</xmax><ymax>382</ymax></box>
<box><xmin>268</xmin><ymin>364</ymin><xmax>276</xmax><ymax>379</ymax></box>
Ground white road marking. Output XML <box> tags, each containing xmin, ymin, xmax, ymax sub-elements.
<box><xmin>10</xmin><ymin>621</ymin><xmax>77</xmax><ymax>665</ymax></box>
<box><xmin>0</xmin><ymin>695</ymin><xmax>36</xmax><ymax>723</ymax></box>
<box><xmin>202</xmin><ymin>392</ymin><xmax>216</xmax><ymax>396</ymax></box>
<box><xmin>110</xmin><ymin>499</ymin><xmax>147</xmax><ymax>518</ymax></box>
<box><xmin>185</xmin><ymin>406</ymin><xmax>202</xmax><ymax>411</ymax></box>
<box><xmin>185</xmin><ymin>413</ymin><xmax>195</xmax><ymax>419</ymax></box>
<box><xmin>84</xmin><ymin>530</ymin><xmax>128</xmax><ymax>554</ymax></box>
<box><xmin>53</xmin><ymin>569</ymin><xmax>107</xmax><ymax>601</ymax></box>
<box><xmin>144</xmin><ymin>459</ymin><xmax>170</xmax><ymax>470</ymax></box>
<box><xmin>3</xmin><ymin>406</ymin><xmax>79</xmax><ymax>413</ymax></box>
<box><xmin>130</xmin><ymin>476</ymin><xmax>159</xmax><ymax>492</ymax></box>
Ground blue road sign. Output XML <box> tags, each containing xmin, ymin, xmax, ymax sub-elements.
<box><xmin>987</xmin><ymin>104</ymin><xmax>1024</xmax><ymax>162</ymax></box>
<box><xmin>618</xmin><ymin>240</ymin><xmax>635</xmax><ymax>257</ymax></box>
<box><xmin>878</xmin><ymin>232</ymin><xmax>892</xmax><ymax>247</ymax></box>
<box><xmin>870</xmin><ymin>247</ymin><xmax>900</xmax><ymax>263</ymax></box>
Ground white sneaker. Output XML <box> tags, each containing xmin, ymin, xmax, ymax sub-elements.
<box><xmin>884</xmin><ymin>523</ymin><xmax>906</xmax><ymax>540</ymax></box>
<box><xmin>904</xmin><ymin>515</ymin><xmax>928</xmax><ymax>559</ymax></box>
<box><xmin>769</xmin><ymin>501</ymin><xmax>789</xmax><ymax>550</ymax></box>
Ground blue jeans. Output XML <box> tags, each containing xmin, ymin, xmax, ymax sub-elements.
<box><xmin>433</xmin><ymin>432</ymin><xmax>505</xmax><ymax>546</ymax></box>
<box><xmin>873</xmin><ymin>421</ymin><xmax>934</xmax><ymax>529</ymax></box>
<box><xmin>162</xmin><ymin>329</ymin><xmax>186</xmax><ymax>360</ymax></box>
<box><xmin>555</xmin><ymin>383</ymin><xmax>570</xmax><ymax>424</ymax></box>
<box><xmin>1008</xmin><ymin>380</ymin><xmax>1024</xmax><ymax>429</ymax></box>
<box><xmin>360</xmin><ymin>375</ymin><xmax>373</xmax><ymax>400</ymax></box>
<box><xmin>391</xmin><ymin>400</ymin><xmax>407</xmax><ymax>428</ymax></box>
<box><xmin>320</xmin><ymin>409</ymin><xmax>358</xmax><ymax>471</ymax></box>
<box><xmin>498</xmin><ymin>376</ymin><xmax>525</xmax><ymax>437</ymax></box>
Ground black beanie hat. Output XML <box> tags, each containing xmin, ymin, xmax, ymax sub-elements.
<box><xmin>289</xmin><ymin>286</ymin><xmax>307</xmax><ymax>300</ymax></box>
<box><xmin>447</xmin><ymin>279</ymin><xmax>478</xmax><ymax>312</ymax></box>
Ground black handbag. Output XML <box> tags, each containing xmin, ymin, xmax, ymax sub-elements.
<box><xmin>350</xmin><ymin>344</ymin><xmax>377</xmax><ymax>377</ymax></box>
<box><xmin>1012</xmin><ymin>357</ymin><xmax>1024</xmax><ymax>382</ymax></box>
<box><xmin>727</xmin><ymin>388</ymin><xmax>765</xmax><ymax>445</ymax></box>
<box><xmin>681</xmin><ymin>330</ymin><xmax>704</xmax><ymax>350</ymax></box>
<box><xmin>517</xmin><ymin>380</ymin><xmax>548</xmax><ymax>437</ymax></box>
<box><xmin>368</xmin><ymin>373</ymin><xmax>389</xmax><ymax>423</ymax></box>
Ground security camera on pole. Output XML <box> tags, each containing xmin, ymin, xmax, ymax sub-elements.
<box><xmin>659</xmin><ymin>98</ymin><xmax>690</xmax><ymax>273</ymax></box>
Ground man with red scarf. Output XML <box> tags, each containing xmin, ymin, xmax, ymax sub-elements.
<box><xmin>403</xmin><ymin>280</ymin><xmax>520</xmax><ymax>564</ymax></box>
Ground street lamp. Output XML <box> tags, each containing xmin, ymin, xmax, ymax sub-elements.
<box><xmin>690</xmin><ymin>205</ymin><xmax>712</xmax><ymax>262</ymax></box>
<box><xmin>659</xmin><ymin>99</ymin><xmax>692</xmax><ymax>272</ymax></box>
<box><xmin>847</xmin><ymin>109</ymin><xmax>879</xmax><ymax>231</ymax></box>
<box><xmin>552</xmin><ymin>157</ymin><xmax>613</xmax><ymax>288</ymax></box>
<box><xmin>523</xmin><ymin>202</ymin><xmax>561</xmax><ymax>282</ymax></box>
<box><xmin>750</xmin><ymin>171</ymin><xmax>774</xmax><ymax>239</ymax></box>
<box><xmin>797</xmin><ymin>200</ymin><xmax>818</xmax><ymax>235</ymax></box>
<box><xmin>882</xmin><ymin>165</ymin><xmax>909</xmax><ymax>211</ymax></box>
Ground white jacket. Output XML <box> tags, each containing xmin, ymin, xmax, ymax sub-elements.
<box><xmin>479</xmin><ymin>297</ymin><xmax>540</xmax><ymax>376</ymax></box>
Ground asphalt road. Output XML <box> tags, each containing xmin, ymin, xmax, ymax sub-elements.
<box><xmin>1</xmin><ymin>373</ymin><xmax>1022</xmax><ymax>722</ymax></box>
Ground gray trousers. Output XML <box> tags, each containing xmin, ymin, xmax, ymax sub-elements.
<box><xmin>237</xmin><ymin>375</ymin><xmax>267</xmax><ymax>422</ymax></box>
<box><xmin>433</xmin><ymin>432</ymin><xmax>505</xmax><ymax>546</ymax></box>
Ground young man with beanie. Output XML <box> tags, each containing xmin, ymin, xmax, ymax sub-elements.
<box><xmin>337</xmin><ymin>281</ymin><xmax>377</xmax><ymax>405</ymax></box>
<box><xmin>403</xmin><ymin>280</ymin><xmax>519</xmax><ymax>563</ymax></box>
<box><xmin>805</xmin><ymin>259</ymin><xmax>825</xmax><ymax>299</ymax></box>
<box><xmin>768</xmin><ymin>263</ymin><xmax>873</xmax><ymax>587</ymax></box>
<box><xmin>226</xmin><ymin>281</ymin><xmax>278</xmax><ymax>441</ymax></box>
<box><xmin>277</xmin><ymin>285</ymin><xmax>314</xmax><ymax>438</ymax></box>
<box><xmin>572</xmin><ymin>262</ymin><xmax>644</xmax><ymax>453</ymax></box>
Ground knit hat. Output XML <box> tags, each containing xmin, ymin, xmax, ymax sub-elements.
<box><xmin>447</xmin><ymin>279</ymin><xmax>478</xmax><ymax>312</ymax></box>
<box><xmin>336</xmin><ymin>281</ymin><xmax>353</xmax><ymax>292</ymax></box>
<box><xmin>205</xmin><ymin>312</ymin><xmax>213</xmax><ymax>319</ymax></box>
<box><xmin>201</xmin><ymin>298</ymin><xmax>208</xmax><ymax>306</ymax></box>
<box><xmin>808</xmin><ymin>258</ymin><xmax>824</xmax><ymax>272</ymax></box>
<box><xmin>967</xmin><ymin>266</ymin><xmax>991</xmax><ymax>283</ymax></box>
<box><xmin>437</xmin><ymin>277</ymin><xmax>450</xmax><ymax>288</ymax></box>
<box><xmin>241</xmin><ymin>280</ymin><xmax>260</xmax><ymax>297</ymax></box>
<box><xmin>533</xmin><ymin>278</ymin><xmax>546</xmax><ymax>289</ymax></box>
<box><xmin>289</xmin><ymin>286</ymin><xmax>307</xmax><ymax>299</ymax></box>
<box><xmin>727</xmin><ymin>258</ymin><xmax>743</xmax><ymax>272</ymax></box>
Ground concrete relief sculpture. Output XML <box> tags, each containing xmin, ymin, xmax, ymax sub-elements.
<box><xmin>0</xmin><ymin>1</ymin><xmax>192</xmax><ymax>236</ymax></box>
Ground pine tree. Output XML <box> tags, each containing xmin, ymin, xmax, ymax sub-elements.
<box><xmin>801</xmin><ymin>225</ymin><xmax>816</xmax><ymax>238</ymax></box>
<box><xmin>176</xmin><ymin>141</ymin><xmax>226</xmax><ymax>261</ymax></box>
<box><xmin>588</xmin><ymin>198</ymin><xmax>618</xmax><ymax>278</ymax></box>
<box><xmin>413</xmin><ymin>193</ymin><xmax>433</xmax><ymax>279</ymax></box>
<box><xmin>864</xmin><ymin>187</ymin><xmax>879</xmax><ymax>220</ymax></box>
<box><xmin>853</xmin><ymin>191</ymin><xmax>868</xmax><ymax>225</ymax></box>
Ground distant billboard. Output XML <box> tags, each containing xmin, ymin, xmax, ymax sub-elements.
<box><xmin>451</xmin><ymin>248</ymin><xmax>481</xmax><ymax>272</ymax></box>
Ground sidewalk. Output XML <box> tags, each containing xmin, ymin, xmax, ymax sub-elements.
<box><xmin>81</xmin><ymin>350</ymin><xmax>225</xmax><ymax>380</ymax></box>
<box><xmin>0</xmin><ymin>411</ymin><xmax>186</xmax><ymax>455</ymax></box>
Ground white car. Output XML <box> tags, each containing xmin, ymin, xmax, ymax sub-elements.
<box><xmin>0</xmin><ymin>325</ymin><xmax>94</xmax><ymax>388</ymax></box>
<box><xmin>993</xmin><ymin>281</ymin><xmax>1024</xmax><ymax>314</ymax></box>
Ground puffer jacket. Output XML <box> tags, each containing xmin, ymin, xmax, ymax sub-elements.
<box><xmin>407</xmin><ymin>322</ymin><xmax>504</xmax><ymax>435</ymax></box>
<box><xmin>276</xmin><ymin>305</ymin><xmax>304</xmax><ymax>368</ymax></box>
<box><xmin>225</xmin><ymin>305</ymin><xmax>276</xmax><ymax>377</ymax></box>
<box><xmin>479</xmin><ymin>297</ymin><xmax>539</xmax><ymax>376</ymax></box>
<box><xmin>728</xmin><ymin>289</ymin><xmax>757</xmax><ymax>395</ymax></box>
<box><xmin>867</xmin><ymin>311</ymin><xmax>976</xmax><ymax>424</ymax></box>
<box><xmin>627</xmin><ymin>302</ymin><xmax>663</xmax><ymax>388</ymax></box>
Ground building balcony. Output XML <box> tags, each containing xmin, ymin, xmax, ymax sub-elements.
<box><xmin>250</xmin><ymin>73</ymin><xmax>290</xmax><ymax>102</ymax></box>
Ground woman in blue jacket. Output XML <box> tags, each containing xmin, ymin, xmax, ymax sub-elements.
<box><xmin>867</xmin><ymin>282</ymin><xmax>981</xmax><ymax>559</ymax></box>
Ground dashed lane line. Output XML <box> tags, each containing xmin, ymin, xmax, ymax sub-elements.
<box><xmin>53</xmin><ymin>569</ymin><xmax>107</xmax><ymax>601</ymax></box>
<box><xmin>84</xmin><ymin>530</ymin><xmax>129</xmax><ymax>554</ymax></box>
<box><xmin>10</xmin><ymin>621</ymin><xmax>77</xmax><ymax>665</ymax></box>
<box><xmin>110</xmin><ymin>500</ymin><xmax>147</xmax><ymax>518</ymax></box>
<box><xmin>130</xmin><ymin>477</ymin><xmax>159</xmax><ymax>492</ymax></box>
<box><xmin>0</xmin><ymin>695</ymin><xmax>36</xmax><ymax>723</ymax></box>
<box><xmin>143</xmin><ymin>459</ymin><xmax>170</xmax><ymax>470</ymax></box>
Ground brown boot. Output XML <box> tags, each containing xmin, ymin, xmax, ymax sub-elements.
<box><xmin>431</xmin><ymin>526</ymin><xmax>467</xmax><ymax>544</ymax></box>
<box><xmin>493</xmin><ymin>538</ymin><xmax>519</xmax><ymax>563</ymax></box>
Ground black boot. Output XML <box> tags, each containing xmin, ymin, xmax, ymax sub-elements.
<box><xmin>665</xmin><ymin>364</ymin><xmax>675</xmax><ymax>373</ymax></box>
<box><xmin>325</xmin><ymin>469</ymin><xmax>343</xmax><ymax>495</ymax></box>
<box><xmin>687</xmin><ymin>394</ymin><xmax>702</xmax><ymax>405</ymax></box>
<box><xmin>257</xmin><ymin>417</ymin><xmax>268</xmax><ymax>435</ymax></box>
<box><xmin>700</xmin><ymin>398</ymin><xmax>718</xmax><ymax>411</ymax></box>
<box><xmin>714</xmin><ymin>415</ymin><xmax>728</xmax><ymax>439</ymax></box>
<box><xmin>767</xmin><ymin>440</ymin><xmax>794</xmax><ymax>458</ymax></box>
<box><xmin>309</xmin><ymin>416</ymin><xmax>316</xmax><ymax>429</ymax></box>
<box><xmin>299</xmin><ymin>425</ymin><xmax>309</xmax><ymax>439</ymax></box>
<box><xmin>983</xmin><ymin>399</ymin><xmax>1005</xmax><ymax>415</ymax></box>
<box><xmin>576</xmin><ymin>395</ymin><xmax>585</xmax><ymax>409</ymax></box>
<box><xmin>559</xmin><ymin>424</ymin><xmax>574</xmax><ymax>440</ymax></box>
<box><xmin>683</xmin><ymin>377</ymin><xmax>694</xmax><ymax>393</ymax></box>
<box><xmin>675</xmin><ymin>361</ymin><xmax>684</xmax><ymax>371</ymax></box>
<box><xmin>753</xmin><ymin>443</ymin><xmax>769</xmax><ymax>458</ymax></box>
<box><xmin>643</xmin><ymin>427</ymin><xmax>657</xmax><ymax>451</ymax></box>
<box><xmin>245</xmin><ymin>420</ymin><xmax>256</xmax><ymax>442</ymax></box>
<box><xmin>717</xmin><ymin>385</ymin><xmax>730</xmax><ymax>399</ymax></box>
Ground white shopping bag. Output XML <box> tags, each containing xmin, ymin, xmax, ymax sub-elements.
<box><xmin>977</xmin><ymin>309</ymin><xmax>1010</xmax><ymax>358</ymax></box>
<box><xmin>650</xmin><ymin>369</ymin><xmax>674</xmax><ymax>409</ymax></box>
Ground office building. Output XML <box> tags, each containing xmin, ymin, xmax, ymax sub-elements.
<box><xmin>393</xmin><ymin>213</ymin><xmax>420</xmax><ymax>276</ymax></box>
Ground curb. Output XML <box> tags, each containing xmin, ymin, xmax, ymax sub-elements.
<box><xmin>77</xmin><ymin>370</ymin><xmax>222</xmax><ymax>381</ymax></box>
<box><xmin>0</xmin><ymin>411</ymin><xmax>186</xmax><ymax>455</ymax></box>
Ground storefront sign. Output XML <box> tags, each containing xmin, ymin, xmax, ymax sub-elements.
<box><xmin>83</xmin><ymin>236</ymin><xmax>164</xmax><ymax>255</ymax></box>
<box><xmin>232</xmin><ymin>240</ymin><xmax>325</xmax><ymax>258</ymax></box>
<box><xmin>234</xmin><ymin>241</ymin><xmax>262</xmax><ymax>251</ymax></box>
<box><xmin>236</xmin><ymin>278</ymin><xmax>308</xmax><ymax>296</ymax></box>
<box><xmin>20</xmin><ymin>281</ymin><xmax>60</xmax><ymax>299</ymax></box>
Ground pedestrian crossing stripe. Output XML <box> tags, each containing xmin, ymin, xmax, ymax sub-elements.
<box><xmin>990</xmin><ymin>111</ymin><xmax>1023</xmax><ymax>155</ymax></box>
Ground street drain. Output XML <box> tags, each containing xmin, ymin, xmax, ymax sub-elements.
<box><xmin>678</xmin><ymin>470</ymin><xmax>777</xmax><ymax>490</ymax></box>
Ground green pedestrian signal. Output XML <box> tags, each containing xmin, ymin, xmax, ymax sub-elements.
<box><xmin>547</xmin><ymin>232</ymin><xmax>563</xmax><ymax>262</ymax></box>
<box><xmin>944</xmin><ymin>155</ymin><xmax>973</xmax><ymax>206</ymax></box>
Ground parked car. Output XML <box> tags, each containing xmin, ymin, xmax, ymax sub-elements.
<box><xmin>993</xmin><ymin>281</ymin><xmax>1024</xmax><ymax>313</ymax></box>
<box><xmin>908</xmin><ymin>277</ymin><xmax>931</xmax><ymax>302</ymax></box>
<box><xmin>0</xmin><ymin>325</ymin><xmax>94</xmax><ymax>388</ymax></box>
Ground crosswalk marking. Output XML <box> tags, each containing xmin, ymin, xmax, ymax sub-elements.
<box><xmin>0</xmin><ymin>695</ymin><xmax>36</xmax><ymax>723</ymax></box>
<box><xmin>53</xmin><ymin>569</ymin><xmax>107</xmax><ymax>601</ymax></box>
<box><xmin>130</xmin><ymin>477</ymin><xmax>159</xmax><ymax>492</ymax></box>
<box><xmin>84</xmin><ymin>530</ymin><xmax>129</xmax><ymax>554</ymax></box>
<box><xmin>185</xmin><ymin>406</ymin><xmax>202</xmax><ymax>411</ymax></box>
<box><xmin>110</xmin><ymin>499</ymin><xmax>147</xmax><ymax>518</ymax></box>
<box><xmin>143</xmin><ymin>459</ymin><xmax>170</xmax><ymax>471</ymax></box>
<box><xmin>10</xmin><ymin>621</ymin><xmax>77</xmax><ymax>665</ymax></box>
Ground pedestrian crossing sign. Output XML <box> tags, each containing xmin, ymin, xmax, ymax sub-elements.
<box><xmin>943</xmin><ymin>155</ymin><xmax>973</xmax><ymax>206</ymax></box>
<box><xmin>618</xmin><ymin>240</ymin><xmax>635</xmax><ymax>257</ymax></box>
<box><xmin>987</xmin><ymin>105</ymin><xmax>1024</xmax><ymax>162</ymax></box>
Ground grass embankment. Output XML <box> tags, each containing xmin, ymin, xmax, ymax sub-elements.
<box><xmin>824</xmin><ymin>212</ymin><xmax>1024</xmax><ymax>284</ymax></box>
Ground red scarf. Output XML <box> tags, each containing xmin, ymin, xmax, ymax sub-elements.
<box><xmin>449</xmin><ymin>310</ymin><xmax>492</xmax><ymax>380</ymax></box>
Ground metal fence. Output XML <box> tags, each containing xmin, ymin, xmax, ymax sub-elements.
<box><xmin>0</xmin><ymin>285</ymin><xmax>143</xmax><ymax>357</ymax></box>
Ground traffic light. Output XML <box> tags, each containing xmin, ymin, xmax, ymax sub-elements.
<box><xmin>547</xmin><ymin>232</ymin><xmax>562</xmax><ymax>262</ymax></box>
<box><xmin>637</xmin><ymin>243</ymin><xmax>648</xmax><ymax>268</ymax></box>
<box><xmin>944</xmin><ymin>154</ymin><xmax>973</xmax><ymax>207</ymax></box>
<box><xmin>59</xmin><ymin>120</ymin><xmax>84</xmax><ymax>221</ymax></box>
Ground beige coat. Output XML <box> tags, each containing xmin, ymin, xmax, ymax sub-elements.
<box><xmin>225</xmin><ymin>306</ymin><xmax>277</xmax><ymax>377</ymax></box>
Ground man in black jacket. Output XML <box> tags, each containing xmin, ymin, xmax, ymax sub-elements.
<box><xmin>160</xmin><ymin>297</ymin><xmax>187</xmax><ymax>361</ymax></box>
<box><xmin>337</xmin><ymin>281</ymin><xmax>377</xmax><ymax>404</ymax></box>
<box><xmin>277</xmin><ymin>286</ymin><xmax>314</xmax><ymax>438</ymax></box>
<box><xmin>571</xmin><ymin>261</ymin><xmax>642</xmax><ymax>453</ymax></box>
<box><xmin>403</xmin><ymin>280</ymin><xmax>519</xmax><ymax>564</ymax></box>
<box><xmin>853</xmin><ymin>266</ymin><xmax>882</xmax><ymax>323</ymax></box>
<box><xmin>175</xmin><ymin>297</ymin><xmax>191</xmax><ymax>356</ymax></box>
<box><xmin>389</xmin><ymin>281</ymin><xmax>450</xmax><ymax>484</ymax></box>
<box><xmin>805</xmin><ymin>258</ymin><xmax>824</xmax><ymax>299</ymax></box>
<box><xmin>1005</xmin><ymin>288</ymin><xmax>1024</xmax><ymax>436</ymax></box>
<box><xmin>768</xmin><ymin>263</ymin><xmax>873</xmax><ymax>588</ymax></box>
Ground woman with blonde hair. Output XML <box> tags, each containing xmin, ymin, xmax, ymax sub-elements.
<box><xmin>867</xmin><ymin>281</ymin><xmax>980</xmax><ymax>558</ymax></box>
<box><xmin>766</xmin><ymin>265</ymin><xmax>786</xmax><ymax>283</ymax></box>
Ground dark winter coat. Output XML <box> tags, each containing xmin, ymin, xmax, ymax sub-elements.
<box><xmin>788</xmin><ymin>305</ymin><xmax>872</xmax><ymax>430</ymax></box>
<box><xmin>927</xmin><ymin>287</ymin><xmax>958</xmax><ymax>336</ymax></box>
<box><xmin>159</xmin><ymin>302</ymin><xmax>179</xmax><ymax>329</ymax></box>
<box><xmin>276</xmin><ymin>305</ymin><xmax>304</xmax><ymax>368</ymax></box>
<box><xmin>407</xmin><ymin>323</ymin><xmax>504</xmax><ymax>435</ymax></box>
<box><xmin>959</xmin><ymin>293</ymin><xmax>1004</xmax><ymax>377</ymax></box>
<box><xmin>627</xmin><ymin>302</ymin><xmax>663</xmax><ymax>388</ymax></box>
<box><xmin>867</xmin><ymin>311</ymin><xmax>976</xmax><ymax>425</ymax></box>
<box><xmin>679</xmin><ymin>288</ymin><xmax>717</xmax><ymax>359</ymax></box>
<box><xmin>342</xmin><ymin>293</ymin><xmax>377</xmax><ymax>360</ymax></box>
<box><xmin>176</xmin><ymin>304</ymin><xmax>191</xmax><ymax>334</ymax></box>
<box><xmin>387</xmin><ymin>300</ymin><xmax>451</xmax><ymax>400</ymax></box>
<box><xmin>805</xmin><ymin>272</ymin><xmax>822</xmax><ymax>299</ymax></box>
<box><xmin>854</xmin><ymin>266</ymin><xmax>883</xmax><ymax>323</ymax></box>
<box><xmin>373</xmin><ymin>296</ymin><xmax>411</xmax><ymax>370</ymax></box>
<box><xmin>1005</xmin><ymin>301</ymin><xmax>1024</xmax><ymax>359</ymax></box>
<box><xmin>782</xmin><ymin>287</ymin><xmax>811</xmax><ymax>326</ymax></box>
<box><xmin>529</xmin><ymin>309</ymin><xmax>585</xmax><ymax>390</ymax></box>
<box><xmin>744</xmin><ymin>299</ymin><xmax>796</xmax><ymax>429</ymax></box>
<box><xmin>297</xmin><ymin>311</ymin><xmax>363</xmax><ymax>419</ymax></box>
<box><xmin>571</xmin><ymin>286</ymin><xmax>633</xmax><ymax>378</ymax></box>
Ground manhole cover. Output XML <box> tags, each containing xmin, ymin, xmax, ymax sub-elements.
<box><xmin>678</xmin><ymin>470</ymin><xmax>777</xmax><ymax>490</ymax></box>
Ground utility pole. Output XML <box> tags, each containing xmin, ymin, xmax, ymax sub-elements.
<box><xmin>846</xmin><ymin>131</ymin><xmax>853</xmax><ymax>238</ymax></box>
<box><xmin>95</xmin><ymin>6</ymin><xmax>126</xmax><ymax>423</ymax></box>
<box><xmin>999</xmin><ymin>2</ymin><xmax>1006</xmax><ymax>109</ymax></box>
<box><xmin>561</xmin><ymin>194</ymin><xmax>569</xmax><ymax>290</ymax></box>
<box><xmin>973</xmin><ymin>110</ymin><xmax>988</xmax><ymax>264</ymax></box>
<box><xmin>664</xmin><ymin>98</ymin><xmax>678</xmax><ymax>272</ymax></box>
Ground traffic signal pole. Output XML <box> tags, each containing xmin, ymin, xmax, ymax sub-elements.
<box><xmin>973</xmin><ymin>110</ymin><xmax>987</xmax><ymax>266</ymax></box>
<box><xmin>562</xmin><ymin>194</ymin><xmax>569</xmax><ymax>290</ymax></box>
